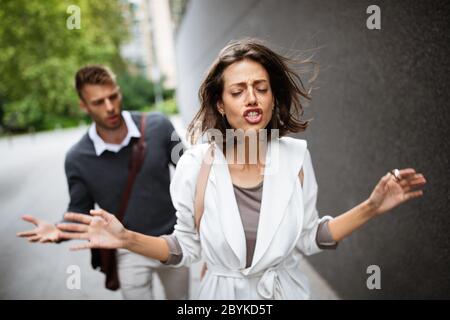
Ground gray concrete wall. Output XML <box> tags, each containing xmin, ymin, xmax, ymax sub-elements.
<box><xmin>174</xmin><ymin>0</ymin><xmax>450</xmax><ymax>299</ymax></box>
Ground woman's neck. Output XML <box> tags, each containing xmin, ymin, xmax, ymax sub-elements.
<box><xmin>230</xmin><ymin>135</ymin><xmax>267</xmax><ymax>168</ymax></box>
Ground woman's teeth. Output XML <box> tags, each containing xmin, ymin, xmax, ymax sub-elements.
<box><xmin>244</xmin><ymin>110</ymin><xmax>263</xmax><ymax>124</ymax></box>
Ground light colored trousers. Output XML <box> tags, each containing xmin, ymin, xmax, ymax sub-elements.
<box><xmin>117</xmin><ymin>248</ymin><xmax>189</xmax><ymax>300</ymax></box>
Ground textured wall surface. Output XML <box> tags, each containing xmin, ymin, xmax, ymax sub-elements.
<box><xmin>175</xmin><ymin>0</ymin><xmax>450</xmax><ymax>298</ymax></box>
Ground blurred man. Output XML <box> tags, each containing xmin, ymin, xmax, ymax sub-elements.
<box><xmin>17</xmin><ymin>65</ymin><xmax>188</xmax><ymax>300</ymax></box>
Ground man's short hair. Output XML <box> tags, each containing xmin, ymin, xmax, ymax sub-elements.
<box><xmin>75</xmin><ymin>65</ymin><xmax>117</xmax><ymax>100</ymax></box>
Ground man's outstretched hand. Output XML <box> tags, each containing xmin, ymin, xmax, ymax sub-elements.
<box><xmin>17</xmin><ymin>215</ymin><xmax>62</xmax><ymax>243</ymax></box>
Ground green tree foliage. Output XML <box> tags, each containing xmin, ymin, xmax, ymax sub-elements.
<box><xmin>117</xmin><ymin>73</ymin><xmax>155</xmax><ymax>111</ymax></box>
<box><xmin>0</xmin><ymin>0</ymin><xmax>129</xmax><ymax>132</ymax></box>
<box><xmin>116</xmin><ymin>73</ymin><xmax>177</xmax><ymax>112</ymax></box>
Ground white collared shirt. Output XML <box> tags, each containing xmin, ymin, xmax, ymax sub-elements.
<box><xmin>88</xmin><ymin>111</ymin><xmax>141</xmax><ymax>156</ymax></box>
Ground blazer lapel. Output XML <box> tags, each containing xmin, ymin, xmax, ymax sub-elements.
<box><xmin>205</xmin><ymin>138</ymin><xmax>307</xmax><ymax>271</ymax></box>
<box><xmin>211</xmin><ymin>149</ymin><xmax>247</xmax><ymax>267</ymax></box>
<box><xmin>249</xmin><ymin>138</ymin><xmax>304</xmax><ymax>270</ymax></box>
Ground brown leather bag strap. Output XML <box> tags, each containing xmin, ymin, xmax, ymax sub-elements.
<box><xmin>117</xmin><ymin>113</ymin><xmax>147</xmax><ymax>222</ymax></box>
<box><xmin>194</xmin><ymin>142</ymin><xmax>215</xmax><ymax>233</ymax></box>
<box><xmin>99</xmin><ymin>114</ymin><xmax>147</xmax><ymax>291</ymax></box>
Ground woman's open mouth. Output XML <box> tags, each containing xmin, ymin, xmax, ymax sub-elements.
<box><xmin>243</xmin><ymin>108</ymin><xmax>263</xmax><ymax>124</ymax></box>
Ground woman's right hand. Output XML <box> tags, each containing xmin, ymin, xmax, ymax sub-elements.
<box><xmin>57</xmin><ymin>209</ymin><xmax>128</xmax><ymax>250</ymax></box>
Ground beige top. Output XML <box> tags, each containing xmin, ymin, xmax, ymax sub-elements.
<box><xmin>232</xmin><ymin>181</ymin><xmax>264</xmax><ymax>268</ymax></box>
<box><xmin>162</xmin><ymin>181</ymin><xmax>337</xmax><ymax>266</ymax></box>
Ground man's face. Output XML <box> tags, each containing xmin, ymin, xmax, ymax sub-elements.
<box><xmin>79</xmin><ymin>84</ymin><xmax>123</xmax><ymax>130</ymax></box>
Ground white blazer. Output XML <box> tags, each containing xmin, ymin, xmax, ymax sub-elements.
<box><xmin>169</xmin><ymin>136</ymin><xmax>332</xmax><ymax>299</ymax></box>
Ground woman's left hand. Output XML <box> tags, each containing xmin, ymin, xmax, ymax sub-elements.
<box><xmin>368</xmin><ymin>168</ymin><xmax>427</xmax><ymax>216</ymax></box>
<box><xmin>57</xmin><ymin>209</ymin><xmax>127</xmax><ymax>250</ymax></box>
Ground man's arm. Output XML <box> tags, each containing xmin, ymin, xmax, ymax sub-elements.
<box><xmin>17</xmin><ymin>152</ymin><xmax>95</xmax><ymax>244</ymax></box>
<box><xmin>64</xmin><ymin>153</ymin><xmax>95</xmax><ymax>220</ymax></box>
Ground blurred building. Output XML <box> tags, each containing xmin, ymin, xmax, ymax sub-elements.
<box><xmin>121</xmin><ymin>0</ymin><xmax>178</xmax><ymax>89</ymax></box>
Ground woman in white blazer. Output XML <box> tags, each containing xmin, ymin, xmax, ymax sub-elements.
<box><xmin>58</xmin><ymin>39</ymin><xmax>427</xmax><ymax>299</ymax></box>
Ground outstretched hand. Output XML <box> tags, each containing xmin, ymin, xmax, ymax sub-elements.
<box><xmin>17</xmin><ymin>215</ymin><xmax>62</xmax><ymax>243</ymax></box>
<box><xmin>368</xmin><ymin>168</ymin><xmax>427</xmax><ymax>215</ymax></box>
<box><xmin>57</xmin><ymin>209</ymin><xmax>127</xmax><ymax>251</ymax></box>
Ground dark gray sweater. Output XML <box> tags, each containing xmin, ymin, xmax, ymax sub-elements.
<box><xmin>64</xmin><ymin>111</ymin><xmax>184</xmax><ymax>236</ymax></box>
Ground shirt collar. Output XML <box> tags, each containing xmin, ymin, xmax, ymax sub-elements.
<box><xmin>88</xmin><ymin>111</ymin><xmax>141</xmax><ymax>156</ymax></box>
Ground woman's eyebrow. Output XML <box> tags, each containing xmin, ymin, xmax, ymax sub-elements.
<box><xmin>228</xmin><ymin>79</ymin><xmax>268</xmax><ymax>87</ymax></box>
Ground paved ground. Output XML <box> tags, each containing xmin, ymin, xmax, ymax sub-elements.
<box><xmin>0</xmin><ymin>116</ymin><xmax>339</xmax><ymax>299</ymax></box>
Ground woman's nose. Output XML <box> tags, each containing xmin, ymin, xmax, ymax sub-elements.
<box><xmin>246</xmin><ymin>88</ymin><xmax>257</xmax><ymax>105</ymax></box>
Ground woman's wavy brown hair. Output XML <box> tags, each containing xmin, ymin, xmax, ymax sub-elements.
<box><xmin>187</xmin><ymin>38</ymin><xmax>318</xmax><ymax>144</ymax></box>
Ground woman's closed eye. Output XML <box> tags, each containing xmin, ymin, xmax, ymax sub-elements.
<box><xmin>230</xmin><ymin>88</ymin><xmax>267</xmax><ymax>97</ymax></box>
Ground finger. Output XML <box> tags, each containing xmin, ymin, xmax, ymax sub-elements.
<box><xmin>28</xmin><ymin>235</ymin><xmax>41</xmax><ymax>242</ymax></box>
<box><xmin>404</xmin><ymin>190</ymin><xmax>424</xmax><ymax>201</ymax></box>
<box><xmin>64</xmin><ymin>213</ymin><xmax>92</xmax><ymax>225</ymax></box>
<box><xmin>401</xmin><ymin>176</ymin><xmax>427</xmax><ymax>191</ymax></box>
<box><xmin>399</xmin><ymin>173</ymin><xmax>426</xmax><ymax>185</ymax></box>
<box><xmin>90</xmin><ymin>209</ymin><xmax>110</xmax><ymax>221</ymax></box>
<box><xmin>57</xmin><ymin>223</ymin><xmax>88</xmax><ymax>233</ymax></box>
<box><xmin>70</xmin><ymin>242</ymin><xmax>94</xmax><ymax>251</ymax></box>
<box><xmin>43</xmin><ymin>235</ymin><xmax>59</xmax><ymax>243</ymax></box>
<box><xmin>22</xmin><ymin>215</ymin><xmax>40</xmax><ymax>226</ymax></box>
<box><xmin>379</xmin><ymin>173</ymin><xmax>391</xmax><ymax>190</ymax></box>
<box><xmin>59</xmin><ymin>232</ymin><xmax>89</xmax><ymax>240</ymax></box>
<box><xmin>39</xmin><ymin>237</ymin><xmax>51</xmax><ymax>243</ymax></box>
<box><xmin>17</xmin><ymin>230</ymin><xmax>37</xmax><ymax>237</ymax></box>
<box><xmin>398</xmin><ymin>168</ymin><xmax>416</xmax><ymax>178</ymax></box>
<box><xmin>390</xmin><ymin>170</ymin><xmax>419</xmax><ymax>186</ymax></box>
<box><xmin>406</xmin><ymin>177</ymin><xmax>427</xmax><ymax>187</ymax></box>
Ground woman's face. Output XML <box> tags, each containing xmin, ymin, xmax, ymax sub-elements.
<box><xmin>218</xmin><ymin>59</ymin><xmax>274</xmax><ymax>132</ymax></box>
